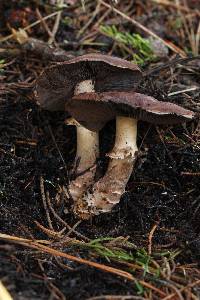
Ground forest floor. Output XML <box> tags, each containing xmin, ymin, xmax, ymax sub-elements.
<box><xmin>0</xmin><ymin>1</ymin><xmax>200</xmax><ymax>299</ymax></box>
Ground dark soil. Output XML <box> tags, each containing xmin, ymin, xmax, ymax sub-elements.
<box><xmin>0</xmin><ymin>1</ymin><xmax>200</xmax><ymax>300</ymax></box>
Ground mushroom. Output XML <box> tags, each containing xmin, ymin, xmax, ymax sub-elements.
<box><xmin>35</xmin><ymin>53</ymin><xmax>142</xmax><ymax>204</ymax></box>
<box><xmin>67</xmin><ymin>91</ymin><xmax>196</xmax><ymax>219</ymax></box>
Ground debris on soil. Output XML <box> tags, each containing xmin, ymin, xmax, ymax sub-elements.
<box><xmin>0</xmin><ymin>1</ymin><xmax>200</xmax><ymax>300</ymax></box>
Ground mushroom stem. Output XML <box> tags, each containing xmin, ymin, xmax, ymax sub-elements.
<box><xmin>68</xmin><ymin>120</ymin><xmax>99</xmax><ymax>201</ymax></box>
<box><xmin>76</xmin><ymin>123</ymin><xmax>99</xmax><ymax>174</ymax></box>
<box><xmin>108</xmin><ymin>116</ymin><xmax>138</xmax><ymax>159</ymax></box>
<box><xmin>67</xmin><ymin>80</ymin><xmax>100</xmax><ymax>204</ymax></box>
<box><xmin>74</xmin><ymin>117</ymin><xmax>138</xmax><ymax>219</ymax></box>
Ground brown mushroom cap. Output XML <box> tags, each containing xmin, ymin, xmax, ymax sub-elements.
<box><xmin>67</xmin><ymin>91</ymin><xmax>196</xmax><ymax>131</ymax></box>
<box><xmin>35</xmin><ymin>53</ymin><xmax>142</xmax><ymax>111</ymax></box>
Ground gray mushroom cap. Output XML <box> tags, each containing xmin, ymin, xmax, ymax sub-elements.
<box><xmin>67</xmin><ymin>91</ymin><xmax>196</xmax><ymax>131</ymax></box>
<box><xmin>35</xmin><ymin>53</ymin><xmax>142</xmax><ymax>111</ymax></box>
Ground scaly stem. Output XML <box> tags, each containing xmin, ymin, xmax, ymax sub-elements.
<box><xmin>69</xmin><ymin>122</ymin><xmax>99</xmax><ymax>202</ymax></box>
<box><xmin>74</xmin><ymin>117</ymin><xmax>138</xmax><ymax>219</ymax></box>
<box><xmin>67</xmin><ymin>80</ymin><xmax>99</xmax><ymax>205</ymax></box>
<box><xmin>76</xmin><ymin>125</ymin><xmax>99</xmax><ymax>173</ymax></box>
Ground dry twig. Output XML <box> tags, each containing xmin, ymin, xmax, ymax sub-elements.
<box><xmin>46</xmin><ymin>191</ymin><xmax>89</xmax><ymax>241</ymax></box>
<box><xmin>148</xmin><ymin>222</ymin><xmax>158</xmax><ymax>255</ymax></box>
<box><xmin>48</xmin><ymin>0</ymin><xmax>64</xmax><ymax>44</ymax></box>
<box><xmin>40</xmin><ymin>176</ymin><xmax>53</xmax><ymax>230</ymax></box>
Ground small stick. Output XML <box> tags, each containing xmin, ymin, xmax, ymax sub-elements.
<box><xmin>162</xmin><ymin>282</ymin><xmax>184</xmax><ymax>300</ymax></box>
<box><xmin>48</xmin><ymin>0</ymin><xmax>64</xmax><ymax>44</ymax></box>
<box><xmin>77</xmin><ymin>1</ymin><xmax>101</xmax><ymax>38</ymax></box>
<box><xmin>40</xmin><ymin>176</ymin><xmax>53</xmax><ymax>230</ymax></box>
<box><xmin>37</xmin><ymin>260</ymin><xmax>66</xmax><ymax>300</ymax></box>
<box><xmin>181</xmin><ymin>172</ymin><xmax>200</xmax><ymax>176</ymax></box>
<box><xmin>162</xmin><ymin>279</ymin><xmax>200</xmax><ymax>300</ymax></box>
<box><xmin>35</xmin><ymin>8</ymin><xmax>53</xmax><ymax>39</ymax></box>
<box><xmin>16</xmin><ymin>139</ymin><xmax>37</xmax><ymax>146</ymax></box>
<box><xmin>65</xmin><ymin>220</ymin><xmax>82</xmax><ymax>237</ymax></box>
<box><xmin>148</xmin><ymin>223</ymin><xmax>158</xmax><ymax>255</ymax></box>
<box><xmin>91</xmin><ymin>6</ymin><xmax>112</xmax><ymax>29</ymax></box>
<box><xmin>46</xmin><ymin>192</ymin><xmax>90</xmax><ymax>242</ymax></box>
<box><xmin>34</xmin><ymin>221</ymin><xmax>66</xmax><ymax>239</ymax></box>
<box><xmin>168</xmin><ymin>87</ymin><xmax>199</xmax><ymax>96</ymax></box>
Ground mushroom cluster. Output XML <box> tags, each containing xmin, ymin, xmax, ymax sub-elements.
<box><xmin>36</xmin><ymin>53</ymin><xmax>196</xmax><ymax>219</ymax></box>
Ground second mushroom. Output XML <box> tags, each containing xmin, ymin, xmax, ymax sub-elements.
<box><xmin>67</xmin><ymin>91</ymin><xmax>195</xmax><ymax>219</ymax></box>
<box><xmin>36</xmin><ymin>53</ymin><xmax>196</xmax><ymax>220</ymax></box>
<box><xmin>36</xmin><ymin>53</ymin><xmax>142</xmax><ymax>214</ymax></box>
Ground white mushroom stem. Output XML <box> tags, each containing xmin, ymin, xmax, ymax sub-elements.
<box><xmin>76</xmin><ymin>123</ymin><xmax>99</xmax><ymax>174</ymax></box>
<box><xmin>74</xmin><ymin>117</ymin><xmax>138</xmax><ymax>219</ymax></box>
<box><xmin>108</xmin><ymin>116</ymin><xmax>138</xmax><ymax>159</ymax></box>
<box><xmin>67</xmin><ymin>80</ymin><xmax>99</xmax><ymax>203</ymax></box>
<box><xmin>68</xmin><ymin>119</ymin><xmax>99</xmax><ymax>201</ymax></box>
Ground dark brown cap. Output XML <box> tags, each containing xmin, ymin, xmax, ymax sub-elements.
<box><xmin>67</xmin><ymin>91</ymin><xmax>196</xmax><ymax>131</ymax></box>
<box><xmin>35</xmin><ymin>53</ymin><xmax>142</xmax><ymax>111</ymax></box>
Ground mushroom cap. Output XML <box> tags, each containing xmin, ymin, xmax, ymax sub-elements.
<box><xmin>67</xmin><ymin>91</ymin><xmax>196</xmax><ymax>131</ymax></box>
<box><xmin>35</xmin><ymin>53</ymin><xmax>142</xmax><ymax>111</ymax></box>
